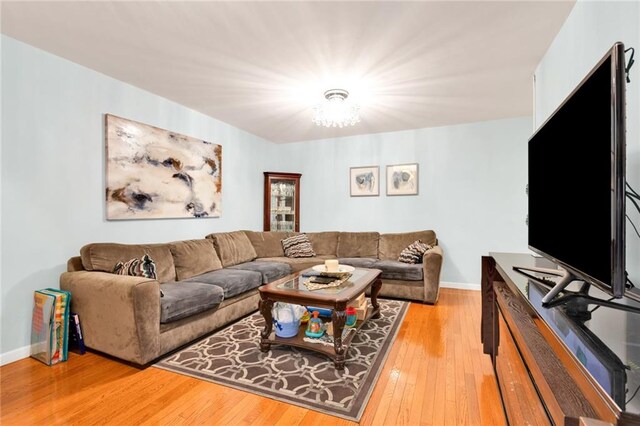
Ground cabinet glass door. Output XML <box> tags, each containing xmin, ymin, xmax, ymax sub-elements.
<box><xmin>270</xmin><ymin>179</ymin><xmax>296</xmax><ymax>231</ymax></box>
<box><xmin>264</xmin><ymin>172</ymin><xmax>301</xmax><ymax>232</ymax></box>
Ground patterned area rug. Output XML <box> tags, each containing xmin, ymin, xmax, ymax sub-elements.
<box><xmin>154</xmin><ymin>299</ymin><xmax>408</xmax><ymax>421</ymax></box>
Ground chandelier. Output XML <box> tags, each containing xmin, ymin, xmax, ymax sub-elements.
<box><xmin>312</xmin><ymin>89</ymin><xmax>360</xmax><ymax>128</ymax></box>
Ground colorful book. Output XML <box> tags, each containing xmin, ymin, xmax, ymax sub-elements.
<box><xmin>68</xmin><ymin>312</ymin><xmax>86</xmax><ymax>355</ymax></box>
<box><xmin>38</xmin><ymin>288</ymin><xmax>71</xmax><ymax>363</ymax></box>
<box><xmin>30</xmin><ymin>291</ymin><xmax>56</xmax><ymax>365</ymax></box>
<box><xmin>48</xmin><ymin>288</ymin><xmax>71</xmax><ymax>361</ymax></box>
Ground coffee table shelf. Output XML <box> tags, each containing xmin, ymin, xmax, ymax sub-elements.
<box><xmin>265</xmin><ymin>305</ymin><xmax>375</xmax><ymax>358</ymax></box>
<box><xmin>258</xmin><ymin>268</ymin><xmax>382</xmax><ymax>370</ymax></box>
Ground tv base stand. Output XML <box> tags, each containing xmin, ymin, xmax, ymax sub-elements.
<box><xmin>512</xmin><ymin>266</ymin><xmax>640</xmax><ymax>317</ymax></box>
<box><xmin>512</xmin><ymin>265</ymin><xmax>580</xmax><ymax>304</ymax></box>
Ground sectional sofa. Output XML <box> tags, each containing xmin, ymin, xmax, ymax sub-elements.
<box><xmin>60</xmin><ymin>230</ymin><xmax>443</xmax><ymax>365</ymax></box>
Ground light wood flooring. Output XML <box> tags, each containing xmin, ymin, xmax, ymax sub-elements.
<box><xmin>0</xmin><ymin>288</ymin><xmax>506</xmax><ymax>425</ymax></box>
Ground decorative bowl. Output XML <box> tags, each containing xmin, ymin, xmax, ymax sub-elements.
<box><xmin>311</xmin><ymin>264</ymin><xmax>355</xmax><ymax>278</ymax></box>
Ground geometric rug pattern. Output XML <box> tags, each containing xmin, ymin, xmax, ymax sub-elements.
<box><xmin>154</xmin><ymin>299</ymin><xmax>408</xmax><ymax>421</ymax></box>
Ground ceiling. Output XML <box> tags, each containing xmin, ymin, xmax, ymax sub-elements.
<box><xmin>1</xmin><ymin>1</ymin><xmax>575</xmax><ymax>143</ymax></box>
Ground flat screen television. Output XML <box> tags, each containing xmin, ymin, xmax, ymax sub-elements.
<box><xmin>526</xmin><ymin>42</ymin><xmax>627</xmax><ymax>303</ymax></box>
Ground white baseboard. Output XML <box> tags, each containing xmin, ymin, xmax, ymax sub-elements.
<box><xmin>1</xmin><ymin>345</ymin><xmax>30</xmax><ymax>366</ymax></box>
<box><xmin>441</xmin><ymin>281</ymin><xmax>480</xmax><ymax>291</ymax></box>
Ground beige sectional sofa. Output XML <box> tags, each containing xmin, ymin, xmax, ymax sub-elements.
<box><xmin>60</xmin><ymin>230</ymin><xmax>442</xmax><ymax>365</ymax></box>
<box><xmin>241</xmin><ymin>230</ymin><xmax>443</xmax><ymax>303</ymax></box>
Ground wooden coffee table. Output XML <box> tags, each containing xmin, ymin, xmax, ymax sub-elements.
<box><xmin>258</xmin><ymin>267</ymin><xmax>382</xmax><ymax>370</ymax></box>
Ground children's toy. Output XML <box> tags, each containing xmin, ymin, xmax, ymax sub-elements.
<box><xmin>305</xmin><ymin>311</ymin><xmax>325</xmax><ymax>338</ymax></box>
<box><xmin>345</xmin><ymin>307</ymin><xmax>357</xmax><ymax>327</ymax></box>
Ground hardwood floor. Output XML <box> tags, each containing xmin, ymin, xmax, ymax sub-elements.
<box><xmin>0</xmin><ymin>289</ymin><xmax>506</xmax><ymax>425</ymax></box>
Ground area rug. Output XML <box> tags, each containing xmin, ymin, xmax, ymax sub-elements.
<box><xmin>154</xmin><ymin>299</ymin><xmax>408</xmax><ymax>421</ymax></box>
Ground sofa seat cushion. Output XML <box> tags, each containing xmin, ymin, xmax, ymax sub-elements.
<box><xmin>159</xmin><ymin>281</ymin><xmax>224</xmax><ymax>324</ymax></box>
<box><xmin>183</xmin><ymin>269</ymin><xmax>262</xmax><ymax>298</ymax></box>
<box><xmin>373</xmin><ymin>260</ymin><xmax>423</xmax><ymax>281</ymax></box>
<box><xmin>338</xmin><ymin>257</ymin><xmax>378</xmax><ymax>268</ymax></box>
<box><xmin>228</xmin><ymin>261</ymin><xmax>292</xmax><ymax>284</ymax></box>
<box><xmin>256</xmin><ymin>255</ymin><xmax>334</xmax><ymax>273</ymax></box>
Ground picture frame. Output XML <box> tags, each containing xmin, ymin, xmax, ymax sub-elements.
<box><xmin>350</xmin><ymin>166</ymin><xmax>380</xmax><ymax>197</ymax></box>
<box><xmin>386</xmin><ymin>163</ymin><xmax>419</xmax><ymax>196</ymax></box>
<box><xmin>105</xmin><ymin>114</ymin><xmax>222</xmax><ymax>219</ymax></box>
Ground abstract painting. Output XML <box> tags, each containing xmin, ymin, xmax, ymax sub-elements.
<box><xmin>350</xmin><ymin>166</ymin><xmax>379</xmax><ymax>197</ymax></box>
<box><xmin>386</xmin><ymin>163</ymin><xmax>418</xmax><ymax>196</ymax></box>
<box><xmin>105</xmin><ymin>114</ymin><xmax>222</xmax><ymax>219</ymax></box>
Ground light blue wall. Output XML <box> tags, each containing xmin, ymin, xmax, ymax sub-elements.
<box><xmin>274</xmin><ymin>117</ymin><xmax>532</xmax><ymax>285</ymax></box>
<box><xmin>0</xmin><ymin>33</ymin><xmax>535</xmax><ymax>361</ymax></box>
<box><xmin>0</xmin><ymin>36</ymin><xmax>277</xmax><ymax>358</ymax></box>
<box><xmin>534</xmin><ymin>0</ymin><xmax>640</xmax><ymax>293</ymax></box>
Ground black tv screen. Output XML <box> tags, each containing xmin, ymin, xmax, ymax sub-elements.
<box><xmin>528</xmin><ymin>43</ymin><xmax>626</xmax><ymax>297</ymax></box>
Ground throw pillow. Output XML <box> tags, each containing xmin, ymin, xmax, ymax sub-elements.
<box><xmin>282</xmin><ymin>234</ymin><xmax>316</xmax><ymax>258</ymax></box>
<box><xmin>113</xmin><ymin>254</ymin><xmax>157</xmax><ymax>279</ymax></box>
<box><xmin>398</xmin><ymin>240</ymin><xmax>434</xmax><ymax>264</ymax></box>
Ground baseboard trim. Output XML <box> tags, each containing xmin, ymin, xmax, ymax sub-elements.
<box><xmin>1</xmin><ymin>345</ymin><xmax>31</xmax><ymax>366</ymax></box>
<box><xmin>441</xmin><ymin>281</ymin><xmax>480</xmax><ymax>291</ymax></box>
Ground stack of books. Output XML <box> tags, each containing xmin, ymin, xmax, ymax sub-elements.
<box><xmin>30</xmin><ymin>288</ymin><xmax>72</xmax><ymax>365</ymax></box>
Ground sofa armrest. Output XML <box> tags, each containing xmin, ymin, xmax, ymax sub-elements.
<box><xmin>60</xmin><ymin>271</ymin><xmax>161</xmax><ymax>365</ymax></box>
<box><xmin>422</xmin><ymin>245</ymin><xmax>444</xmax><ymax>304</ymax></box>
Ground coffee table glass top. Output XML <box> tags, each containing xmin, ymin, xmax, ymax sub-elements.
<box><xmin>276</xmin><ymin>268</ymin><xmax>369</xmax><ymax>296</ymax></box>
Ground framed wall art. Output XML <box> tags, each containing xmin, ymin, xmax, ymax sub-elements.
<box><xmin>350</xmin><ymin>166</ymin><xmax>379</xmax><ymax>197</ymax></box>
<box><xmin>386</xmin><ymin>163</ymin><xmax>419</xmax><ymax>196</ymax></box>
<box><xmin>105</xmin><ymin>114</ymin><xmax>222</xmax><ymax>220</ymax></box>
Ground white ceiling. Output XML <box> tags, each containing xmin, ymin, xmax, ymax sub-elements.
<box><xmin>1</xmin><ymin>1</ymin><xmax>575</xmax><ymax>143</ymax></box>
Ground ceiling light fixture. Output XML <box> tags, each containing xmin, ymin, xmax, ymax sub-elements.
<box><xmin>312</xmin><ymin>89</ymin><xmax>360</xmax><ymax>128</ymax></box>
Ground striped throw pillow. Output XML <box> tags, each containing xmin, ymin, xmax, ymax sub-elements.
<box><xmin>398</xmin><ymin>240</ymin><xmax>434</xmax><ymax>264</ymax></box>
<box><xmin>281</xmin><ymin>234</ymin><xmax>316</xmax><ymax>258</ymax></box>
<box><xmin>113</xmin><ymin>254</ymin><xmax>157</xmax><ymax>279</ymax></box>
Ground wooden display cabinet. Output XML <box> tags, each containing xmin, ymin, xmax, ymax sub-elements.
<box><xmin>263</xmin><ymin>172</ymin><xmax>301</xmax><ymax>232</ymax></box>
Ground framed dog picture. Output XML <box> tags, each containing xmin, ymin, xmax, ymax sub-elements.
<box><xmin>386</xmin><ymin>163</ymin><xmax>419</xmax><ymax>196</ymax></box>
<box><xmin>350</xmin><ymin>166</ymin><xmax>379</xmax><ymax>197</ymax></box>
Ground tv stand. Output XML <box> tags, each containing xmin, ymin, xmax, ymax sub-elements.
<box><xmin>512</xmin><ymin>265</ymin><xmax>580</xmax><ymax>304</ymax></box>
<box><xmin>482</xmin><ymin>253</ymin><xmax>640</xmax><ymax>425</ymax></box>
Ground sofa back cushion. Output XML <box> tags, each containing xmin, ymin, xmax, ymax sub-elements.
<box><xmin>207</xmin><ymin>231</ymin><xmax>258</xmax><ymax>267</ymax></box>
<box><xmin>244</xmin><ymin>231</ymin><xmax>288</xmax><ymax>258</ymax></box>
<box><xmin>169</xmin><ymin>239</ymin><xmax>223</xmax><ymax>281</ymax></box>
<box><xmin>378</xmin><ymin>230</ymin><xmax>437</xmax><ymax>261</ymax></box>
<box><xmin>80</xmin><ymin>242</ymin><xmax>176</xmax><ymax>283</ymax></box>
<box><xmin>67</xmin><ymin>256</ymin><xmax>85</xmax><ymax>272</ymax></box>
<box><xmin>336</xmin><ymin>232</ymin><xmax>380</xmax><ymax>258</ymax></box>
<box><xmin>307</xmin><ymin>232</ymin><xmax>339</xmax><ymax>256</ymax></box>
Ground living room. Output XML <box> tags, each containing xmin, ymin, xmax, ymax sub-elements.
<box><xmin>1</xmin><ymin>0</ymin><xmax>639</xmax><ymax>424</ymax></box>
